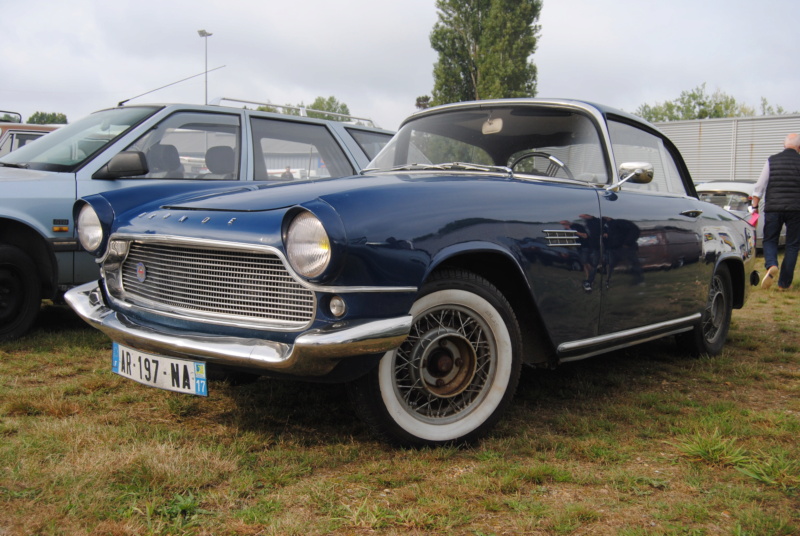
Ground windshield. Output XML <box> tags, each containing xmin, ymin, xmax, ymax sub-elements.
<box><xmin>698</xmin><ymin>190</ymin><xmax>752</xmax><ymax>212</ymax></box>
<box><xmin>0</xmin><ymin>106</ymin><xmax>158</xmax><ymax>172</ymax></box>
<box><xmin>367</xmin><ymin>105</ymin><xmax>609</xmax><ymax>184</ymax></box>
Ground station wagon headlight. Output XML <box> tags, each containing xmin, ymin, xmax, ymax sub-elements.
<box><xmin>286</xmin><ymin>211</ymin><xmax>331</xmax><ymax>278</ymax></box>
<box><xmin>77</xmin><ymin>204</ymin><xmax>104</xmax><ymax>254</ymax></box>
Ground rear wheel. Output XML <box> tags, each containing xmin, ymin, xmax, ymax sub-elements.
<box><xmin>0</xmin><ymin>245</ymin><xmax>41</xmax><ymax>341</ymax></box>
<box><xmin>677</xmin><ymin>264</ymin><xmax>732</xmax><ymax>356</ymax></box>
<box><xmin>349</xmin><ymin>270</ymin><xmax>522</xmax><ymax>447</ymax></box>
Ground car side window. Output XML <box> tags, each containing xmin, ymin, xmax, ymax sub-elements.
<box><xmin>608</xmin><ymin>120</ymin><xmax>686</xmax><ymax>195</ymax></box>
<box><xmin>124</xmin><ymin>112</ymin><xmax>241</xmax><ymax>180</ymax></box>
<box><xmin>346</xmin><ymin>128</ymin><xmax>393</xmax><ymax>161</ymax></box>
<box><xmin>0</xmin><ymin>132</ymin><xmax>45</xmax><ymax>156</ymax></box>
<box><xmin>0</xmin><ymin>133</ymin><xmax>13</xmax><ymax>156</ymax></box>
<box><xmin>251</xmin><ymin>118</ymin><xmax>355</xmax><ymax>181</ymax></box>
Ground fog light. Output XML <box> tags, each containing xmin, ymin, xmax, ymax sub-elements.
<box><xmin>329</xmin><ymin>296</ymin><xmax>346</xmax><ymax>317</ymax></box>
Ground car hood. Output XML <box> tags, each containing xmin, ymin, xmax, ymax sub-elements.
<box><xmin>0</xmin><ymin>166</ymin><xmax>57</xmax><ymax>181</ymax></box>
<box><xmin>159</xmin><ymin>173</ymin><xmax>470</xmax><ymax>212</ymax></box>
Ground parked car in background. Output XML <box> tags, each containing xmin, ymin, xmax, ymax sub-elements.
<box><xmin>0</xmin><ymin>102</ymin><xmax>393</xmax><ymax>340</ymax></box>
<box><xmin>0</xmin><ymin>111</ymin><xmax>59</xmax><ymax>157</ymax></box>
<box><xmin>66</xmin><ymin>99</ymin><xmax>759</xmax><ymax>446</ymax></box>
<box><xmin>695</xmin><ymin>180</ymin><xmax>785</xmax><ymax>249</ymax></box>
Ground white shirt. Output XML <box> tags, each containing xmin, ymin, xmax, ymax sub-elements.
<box><xmin>753</xmin><ymin>161</ymin><xmax>770</xmax><ymax>199</ymax></box>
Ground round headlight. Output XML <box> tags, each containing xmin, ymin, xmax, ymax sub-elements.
<box><xmin>77</xmin><ymin>204</ymin><xmax>104</xmax><ymax>253</ymax></box>
<box><xmin>286</xmin><ymin>211</ymin><xmax>331</xmax><ymax>278</ymax></box>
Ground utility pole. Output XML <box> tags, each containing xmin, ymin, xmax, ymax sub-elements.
<box><xmin>197</xmin><ymin>29</ymin><xmax>213</xmax><ymax>104</ymax></box>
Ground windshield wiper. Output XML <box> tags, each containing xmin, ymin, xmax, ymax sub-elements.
<box><xmin>361</xmin><ymin>163</ymin><xmax>439</xmax><ymax>173</ymax></box>
<box><xmin>363</xmin><ymin>162</ymin><xmax>513</xmax><ymax>176</ymax></box>
<box><xmin>436</xmin><ymin>162</ymin><xmax>513</xmax><ymax>175</ymax></box>
<box><xmin>0</xmin><ymin>162</ymin><xmax>29</xmax><ymax>169</ymax></box>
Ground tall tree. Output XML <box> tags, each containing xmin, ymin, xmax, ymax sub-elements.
<box><xmin>428</xmin><ymin>0</ymin><xmax>541</xmax><ymax>106</ymax></box>
<box><xmin>27</xmin><ymin>112</ymin><xmax>68</xmax><ymax>124</ymax></box>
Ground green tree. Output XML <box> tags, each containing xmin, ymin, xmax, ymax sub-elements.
<box><xmin>257</xmin><ymin>96</ymin><xmax>352</xmax><ymax>122</ymax></box>
<box><xmin>633</xmin><ymin>83</ymin><xmax>798</xmax><ymax>122</ymax></box>
<box><xmin>255</xmin><ymin>104</ymin><xmax>280</xmax><ymax>114</ymax></box>
<box><xmin>27</xmin><ymin>111</ymin><xmax>68</xmax><ymax>124</ymax></box>
<box><xmin>428</xmin><ymin>0</ymin><xmax>541</xmax><ymax>106</ymax></box>
<box><xmin>300</xmin><ymin>96</ymin><xmax>351</xmax><ymax>121</ymax></box>
<box><xmin>760</xmin><ymin>97</ymin><xmax>787</xmax><ymax>116</ymax></box>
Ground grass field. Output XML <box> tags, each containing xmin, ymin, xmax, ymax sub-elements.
<box><xmin>1</xmin><ymin>265</ymin><xmax>798</xmax><ymax>535</ymax></box>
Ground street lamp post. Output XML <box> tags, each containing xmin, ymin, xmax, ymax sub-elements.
<box><xmin>197</xmin><ymin>29</ymin><xmax>212</xmax><ymax>104</ymax></box>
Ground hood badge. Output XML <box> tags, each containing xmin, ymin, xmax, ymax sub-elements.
<box><xmin>136</xmin><ymin>262</ymin><xmax>147</xmax><ymax>283</ymax></box>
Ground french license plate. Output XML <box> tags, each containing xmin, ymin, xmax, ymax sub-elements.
<box><xmin>112</xmin><ymin>343</ymin><xmax>208</xmax><ymax>396</ymax></box>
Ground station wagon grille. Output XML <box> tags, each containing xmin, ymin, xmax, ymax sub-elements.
<box><xmin>119</xmin><ymin>242</ymin><xmax>315</xmax><ymax>328</ymax></box>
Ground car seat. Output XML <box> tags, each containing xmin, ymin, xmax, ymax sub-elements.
<box><xmin>146</xmin><ymin>144</ymin><xmax>184</xmax><ymax>178</ymax></box>
<box><xmin>203</xmin><ymin>146</ymin><xmax>235</xmax><ymax>179</ymax></box>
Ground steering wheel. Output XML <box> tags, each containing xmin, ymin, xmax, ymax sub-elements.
<box><xmin>509</xmin><ymin>151</ymin><xmax>574</xmax><ymax>180</ymax></box>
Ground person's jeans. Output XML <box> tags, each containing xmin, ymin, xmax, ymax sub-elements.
<box><xmin>763</xmin><ymin>211</ymin><xmax>800</xmax><ymax>288</ymax></box>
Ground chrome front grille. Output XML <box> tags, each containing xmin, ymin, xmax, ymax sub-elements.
<box><xmin>118</xmin><ymin>241</ymin><xmax>315</xmax><ymax>328</ymax></box>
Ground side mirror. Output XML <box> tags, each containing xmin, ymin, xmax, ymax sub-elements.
<box><xmin>92</xmin><ymin>151</ymin><xmax>148</xmax><ymax>180</ymax></box>
<box><xmin>607</xmin><ymin>162</ymin><xmax>654</xmax><ymax>192</ymax></box>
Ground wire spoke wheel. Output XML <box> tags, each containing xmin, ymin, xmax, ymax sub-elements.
<box><xmin>350</xmin><ymin>270</ymin><xmax>522</xmax><ymax>447</ymax></box>
<box><xmin>393</xmin><ymin>305</ymin><xmax>495</xmax><ymax>424</ymax></box>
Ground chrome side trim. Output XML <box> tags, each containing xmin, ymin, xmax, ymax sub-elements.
<box><xmin>65</xmin><ymin>281</ymin><xmax>412</xmax><ymax>376</ymax></box>
<box><xmin>557</xmin><ymin>314</ymin><xmax>701</xmax><ymax>363</ymax></box>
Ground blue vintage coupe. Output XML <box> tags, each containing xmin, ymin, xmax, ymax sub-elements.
<box><xmin>66</xmin><ymin>99</ymin><xmax>759</xmax><ymax>446</ymax></box>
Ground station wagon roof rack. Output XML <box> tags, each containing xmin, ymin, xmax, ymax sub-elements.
<box><xmin>212</xmin><ymin>97</ymin><xmax>377</xmax><ymax>128</ymax></box>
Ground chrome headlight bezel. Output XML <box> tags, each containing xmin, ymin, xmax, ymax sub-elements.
<box><xmin>76</xmin><ymin>203</ymin><xmax>105</xmax><ymax>254</ymax></box>
<box><xmin>285</xmin><ymin>210</ymin><xmax>331</xmax><ymax>279</ymax></box>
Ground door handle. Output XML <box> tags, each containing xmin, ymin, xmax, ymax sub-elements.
<box><xmin>680</xmin><ymin>210</ymin><xmax>703</xmax><ymax>218</ymax></box>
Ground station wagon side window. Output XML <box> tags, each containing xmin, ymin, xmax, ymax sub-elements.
<box><xmin>346</xmin><ymin>128</ymin><xmax>393</xmax><ymax>160</ymax></box>
<box><xmin>608</xmin><ymin>120</ymin><xmax>686</xmax><ymax>195</ymax></box>
<box><xmin>124</xmin><ymin>112</ymin><xmax>241</xmax><ymax>180</ymax></box>
<box><xmin>251</xmin><ymin>118</ymin><xmax>355</xmax><ymax>181</ymax></box>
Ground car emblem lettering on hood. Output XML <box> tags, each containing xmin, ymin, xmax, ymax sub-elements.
<box><xmin>136</xmin><ymin>262</ymin><xmax>147</xmax><ymax>283</ymax></box>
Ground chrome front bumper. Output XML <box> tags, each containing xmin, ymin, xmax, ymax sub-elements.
<box><xmin>65</xmin><ymin>281</ymin><xmax>412</xmax><ymax>376</ymax></box>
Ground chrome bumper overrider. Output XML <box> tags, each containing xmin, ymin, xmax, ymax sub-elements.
<box><xmin>65</xmin><ymin>281</ymin><xmax>412</xmax><ymax>376</ymax></box>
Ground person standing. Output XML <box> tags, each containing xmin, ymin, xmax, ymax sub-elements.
<box><xmin>751</xmin><ymin>133</ymin><xmax>800</xmax><ymax>290</ymax></box>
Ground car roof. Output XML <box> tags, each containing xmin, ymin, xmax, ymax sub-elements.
<box><xmin>403</xmin><ymin>98</ymin><xmax>652</xmax><ymax>130</ymax></box>
<box><xmin>101</xmin><ymin>101</ymin><xmax>393</xmax><ymax>133</ymax></box>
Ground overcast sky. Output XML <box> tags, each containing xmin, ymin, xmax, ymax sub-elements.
<box><xmin>2</xmin><ymin>0</ymin><xmax>797</xmax><ymax>131</ymax></box>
